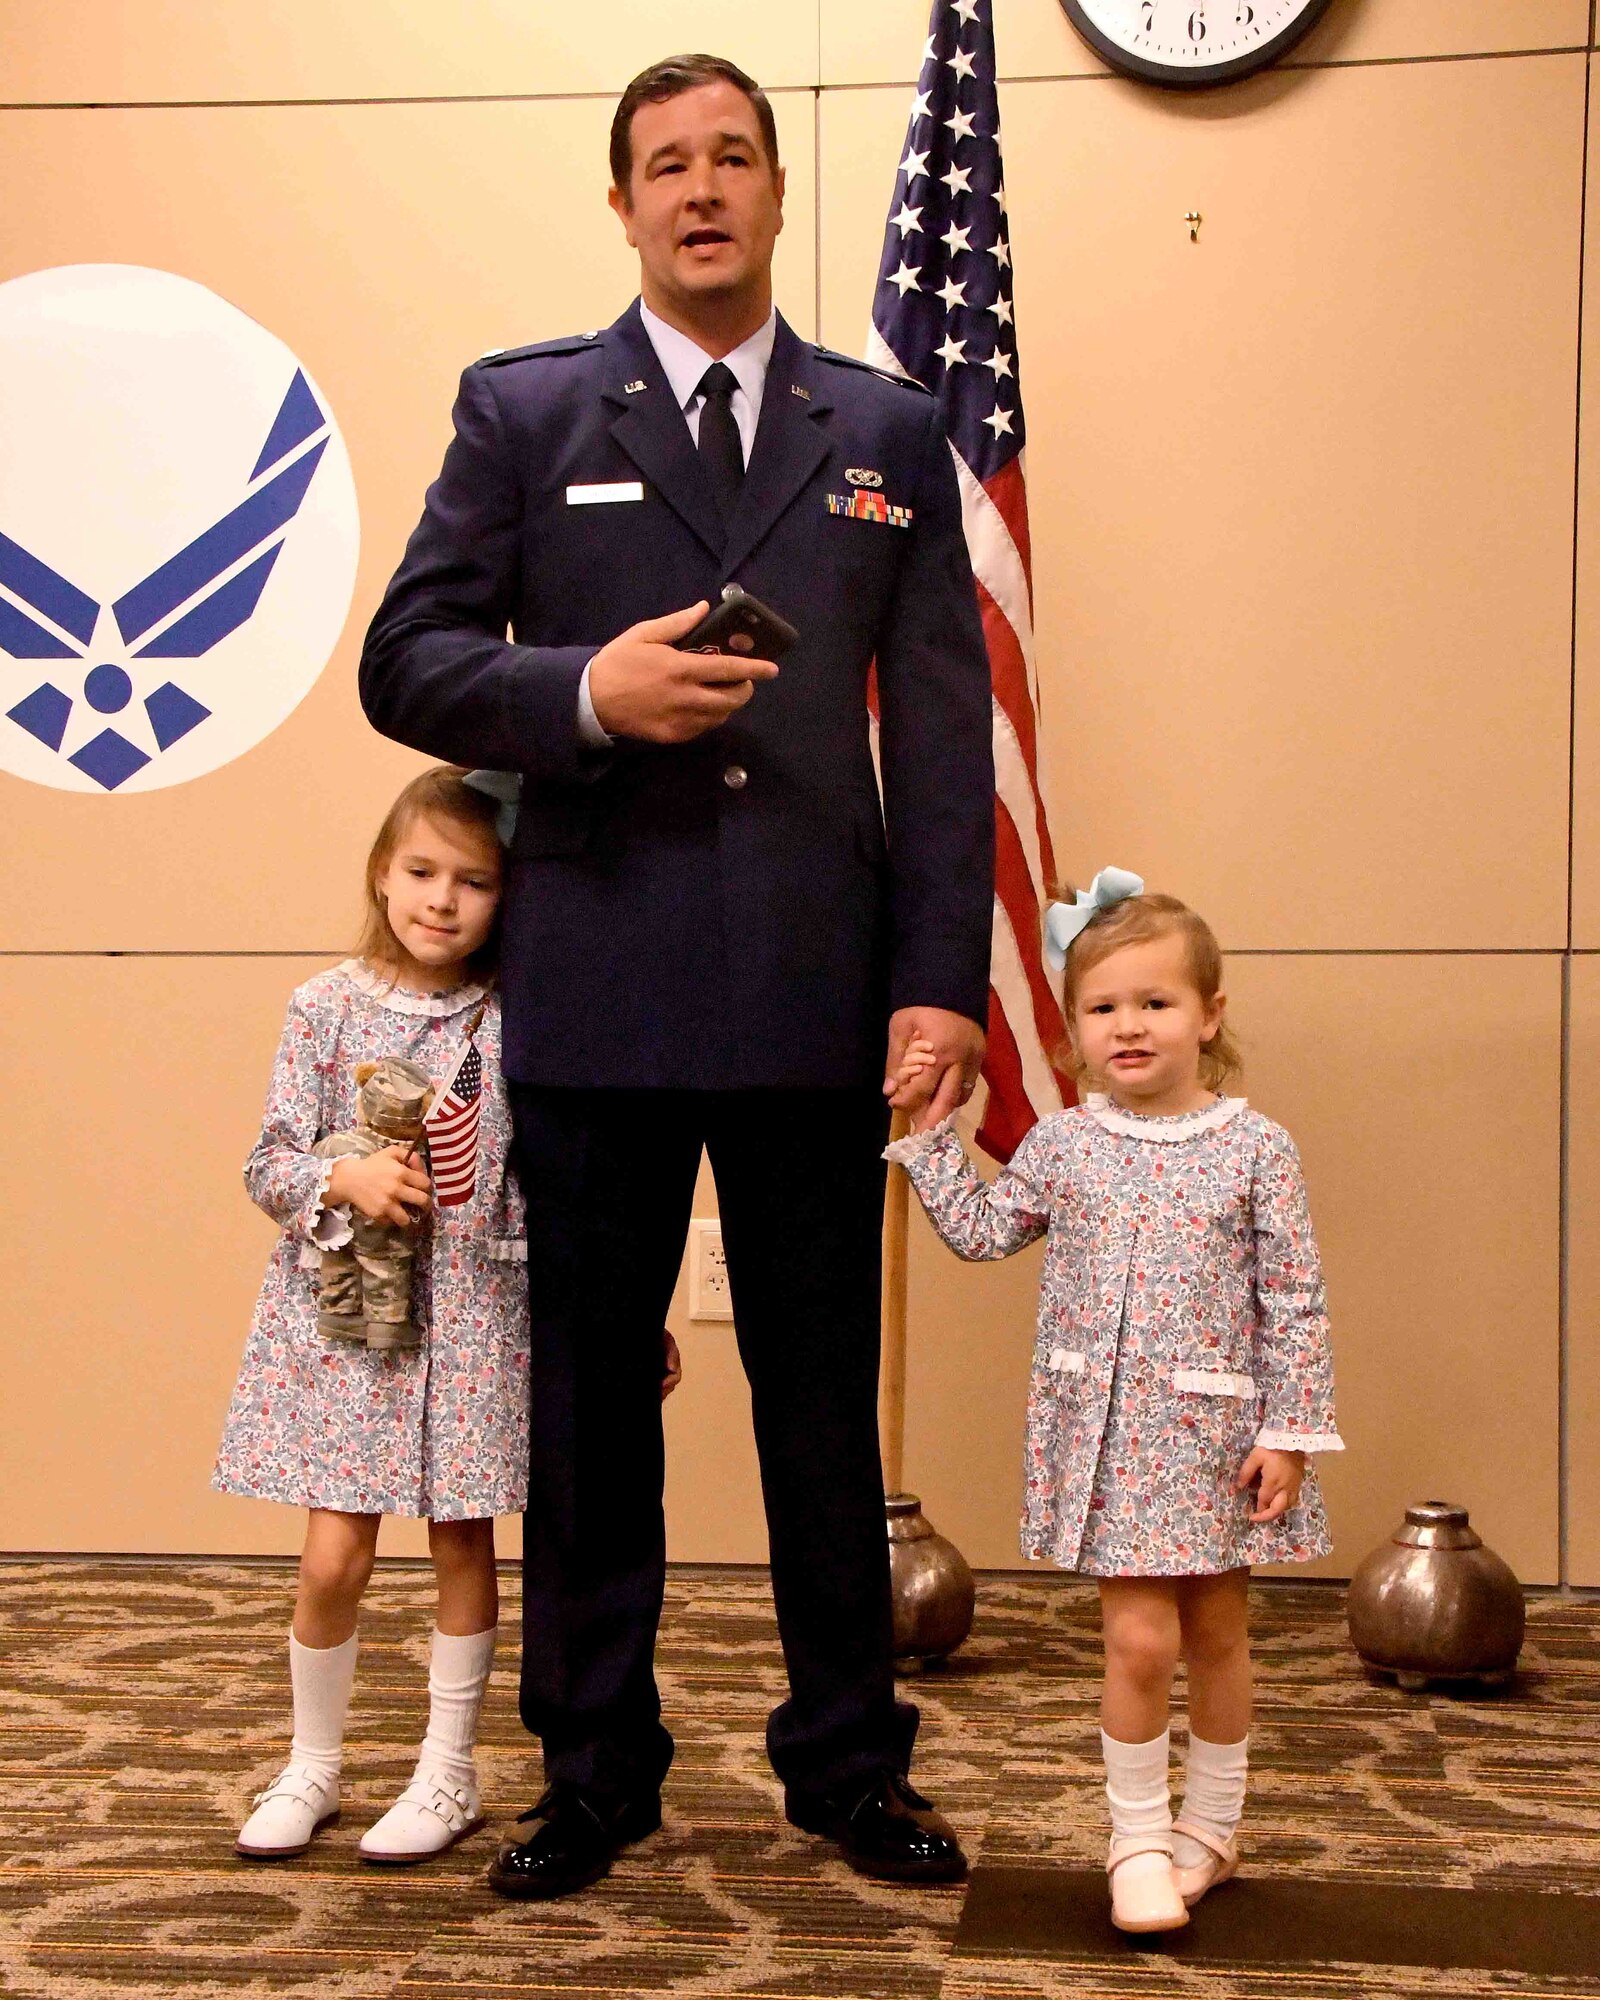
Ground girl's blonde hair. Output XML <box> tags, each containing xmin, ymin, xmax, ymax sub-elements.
<box><xmin>354</xmin><ymin>766</ymin><xmax>504</xmax><ymax>984</ymax></box>
<box><xmin>1054</xmin><ymin>888</ymin><xmax>1241</xmax><ymax>1091</ymax></box>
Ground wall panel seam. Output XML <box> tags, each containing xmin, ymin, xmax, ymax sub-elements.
<box><xmin>0</xmin><ymin>46</ymin><xmax>1590</xmax><ymax>115</ymax></box>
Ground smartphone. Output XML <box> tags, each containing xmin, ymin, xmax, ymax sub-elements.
<box><xmin>676</xmin><ymin>585</ymin><xmax>798</xmax><ymax>662</ymax></box>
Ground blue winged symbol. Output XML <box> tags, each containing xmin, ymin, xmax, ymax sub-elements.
<box><xmin>0</xmin><ymin>370</ymin><xmax>329</xmax><ymax>789</ymax></box>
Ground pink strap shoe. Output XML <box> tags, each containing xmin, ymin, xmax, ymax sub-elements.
<box><xmin>1171</xmin><ymin>1818</ymin><xmax>1239</xmax><ymax>1905</ymax></box>
<box><xmin>1106</xmin><ymin>1836</ymin><xmax>1189</xmax><ymax>1933</ymax></box>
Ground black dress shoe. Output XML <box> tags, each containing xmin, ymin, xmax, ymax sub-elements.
<box><xmin>485</xmin><ymin>1783</ymin><xmax>661</xmax><ymax>1900</ymax></box>
<box><xmin>785</xmin><ymin>1770</ymin><xmax>967</xmax><ymax>1884</ymax></box>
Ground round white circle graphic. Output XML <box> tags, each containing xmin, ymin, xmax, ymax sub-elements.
<box><xmin>0</xmin><ymin>264</ymin><xmax>359</xmax><ymax>792</ymax></box>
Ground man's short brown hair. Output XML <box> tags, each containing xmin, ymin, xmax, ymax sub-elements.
<box><xmin>609</xmin><ymin>53</ymin><xmax>780</xmax><ymax>195</ymax></box>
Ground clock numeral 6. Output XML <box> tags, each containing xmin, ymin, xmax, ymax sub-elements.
<box><xmin>1189</xmin><ymin>8</ymin><xmax>1207</xmax><ymax>38</ymax></box>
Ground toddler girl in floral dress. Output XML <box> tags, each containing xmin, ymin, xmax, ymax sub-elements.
<box><xmin>890</xmin><ymin>870</ymin><xmax>1341</xmax><ymax>1933</ymax></box>
<box><xmin>216</xmin><ymin>765</ymin><xmax>682</xmax><ymax>1868</ymax></box>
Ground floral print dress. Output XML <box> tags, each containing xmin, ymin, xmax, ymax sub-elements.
<box><xmin>214</xmin><ymin>960</ymin><xmax>529</xmax><ymax>1521</ymax></box>
<box><xmin>889</xmin><ymin>1095</ymin><xmax>1342</xmax><ymax>1575</ymax></box>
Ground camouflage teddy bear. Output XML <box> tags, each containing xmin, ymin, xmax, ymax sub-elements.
<box><xmin>312</xmin><ymin>1056</ymin><xmax>433</xmax><ymax>1351</ymax></box>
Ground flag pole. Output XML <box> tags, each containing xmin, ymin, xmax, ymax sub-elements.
<box><xmin>880</xmin><ymin>1110</ymin><xmax>911</xmax><ymax>1499</ymax></box>
<box><xmin>878</xmin><ymin>1107</ymin><xmax>975</xmax><ymax>1669</ymax></box>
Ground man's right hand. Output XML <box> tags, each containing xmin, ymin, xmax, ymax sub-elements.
<box><xmin>587</xmin><ymin>601</ymin><xmax>779</xmax><ymax>743</ymax></box>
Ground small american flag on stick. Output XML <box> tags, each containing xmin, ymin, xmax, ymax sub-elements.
<box><xmin>424</xmin><ymin>1026</ymin><xmax>484</xmax><ymax>1208</ymax></box>
<box><xmin>869</xmin><ymin>0</ymin><xmax>1070</xmax><ymax>1162</ymax></box>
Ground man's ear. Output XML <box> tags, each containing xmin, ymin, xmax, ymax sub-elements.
<box><xmin>354</xmin><ymin>1062</ymin><xmax>378</xmax><ymax>1087</ymax></box>
<box><xmin>607</xmin><ymin>181</ymin><xmax>637</xmax><ymax>247</ymax></box>
<box><xmin>774</xmin><ymin>163</ymin><xmax>787</xmax><ymax>231</ymax></box>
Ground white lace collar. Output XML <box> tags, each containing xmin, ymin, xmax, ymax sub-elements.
<box><xmin>339</xmin><ymin>958</ymin><xmax>487</xmax><ymax>1019</ymax></box>
<box><xmin>1084</xmin><ymin>1092</ymin><xmax>1247</xmax><ymax>1143</ymax></box>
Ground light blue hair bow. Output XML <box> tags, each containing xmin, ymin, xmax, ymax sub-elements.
<box><xmin>463</xmin><ymin>768</ymin><xmax>521</xmax><ymax>847</ymax></box>
<box><xmin>1044</xmin><ymin>867</ymin><xmax>1146</xmax><ymax>969</ymax></box>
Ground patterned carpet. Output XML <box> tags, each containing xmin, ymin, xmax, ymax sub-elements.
<box><xmin>1</xmin><ymin>1561</ymin><xmax>1597</xmax><ymax>1999</ymax></box>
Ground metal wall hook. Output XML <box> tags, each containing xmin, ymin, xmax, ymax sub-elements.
<box><xmin>1186</xmin><ymin>210</ymin><xmax>1203</xmax><ymax>242</ymax></box>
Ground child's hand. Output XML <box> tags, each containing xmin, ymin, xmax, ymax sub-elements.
<box><xmin>1236</xmin><ymin>1446</ymin><xmax>1305</xmax><ymax>1524</ymax></box>
<box><xmin>890</xmin><ymin>1038</ymin><xmax>943</xmax><ymax>1133</ymax></box>
<box><xmin>327</xmin><ymin>1145</ymin><xmax>432</xmax><ymax>1228</ymax></box>
<box><xmin>661</xmin><ymin>1328</ymin><xmax>683</xmax><ymax>1401</ymax></box>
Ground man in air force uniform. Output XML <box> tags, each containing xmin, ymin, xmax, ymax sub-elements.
<box><xmin>360</xmin><ymin>52</ymin><xmax>994</xmax><ymax>1898</ymax></box>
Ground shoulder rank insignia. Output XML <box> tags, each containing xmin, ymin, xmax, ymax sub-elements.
<box><xmin>826</xmin><ymin>490</ymin><xmax>912</xmax><ymax>528</ymax></box>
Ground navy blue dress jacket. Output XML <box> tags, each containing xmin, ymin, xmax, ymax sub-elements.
<box><xmin>360</xmin><ymin>302</ymin><xmax>995</xmax><ymax>1090</ymax></box>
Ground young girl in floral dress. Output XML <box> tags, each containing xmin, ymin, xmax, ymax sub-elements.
<box><xmin>216</xmin><ymin>765</ymin><xmax>682</xmax><ymax>1867</ymax></box>
<box><xmin>890</xmin><ymin>871</ymin><xmax>1341</xmax><ymax>1934</ymax></box>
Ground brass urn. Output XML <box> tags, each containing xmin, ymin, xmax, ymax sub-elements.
<box><xmin>1346</xmin><ymin>1501</ymin><xmax>1525</xmax><ymax>1691</ymax></box>
<box><xmin>886</xmin><ymin>1493</ymin><xmax>976</xmax><ymax>1670</ymax></box>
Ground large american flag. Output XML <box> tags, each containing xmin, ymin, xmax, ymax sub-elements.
<box><xmin>869</xmin><ymin>0</ymin><xmax>1070</xmax><ymax>1162</ymax></box>
<box><xmin>424</xmin><ymin>1038</ymin><xmax>483</xmax><ymax>1208</ymax></box>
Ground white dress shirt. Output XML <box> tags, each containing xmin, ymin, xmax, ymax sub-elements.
<box><xmin>577</xmin><ymin>305</ymin><xmax>779</xmax><ymax>747</ymax></box>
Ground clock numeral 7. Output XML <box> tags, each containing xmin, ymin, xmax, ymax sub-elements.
<box><xmin>1141</xmin><ymin>0</ymin><xmax>1155</xmax><ymax>29</ymax></box>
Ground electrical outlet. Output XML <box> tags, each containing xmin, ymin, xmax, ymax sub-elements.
<box><xmin>689</xmin><ymin>1219</ymin><xmax>734</xmax><ymax>1321</ymax></box>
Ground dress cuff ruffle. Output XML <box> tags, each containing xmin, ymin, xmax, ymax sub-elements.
<box><xmin>303</xmin><ymin>1158</ymin><xmax>351</xmax><ymax>1249</ymax></box>
<box><xmin>883</xmin><ymin>1118</ymin><xmax>957</xmax><ymax>1167</ymax></box>
<box><xmin>1255</xmin><ymin>1427</ymin><xmax>1345</xmax><ymax>1454</ymax></box>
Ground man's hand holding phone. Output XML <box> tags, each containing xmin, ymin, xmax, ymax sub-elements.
<box><xmin>588</xmin><ymin>599</ymin><xmax>781</xmax><ymax>744</ymax></box>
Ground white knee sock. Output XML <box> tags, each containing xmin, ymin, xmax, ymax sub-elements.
<box><xmin>417</xmin><ymin>1626</ymin><xmax>496</xmax><ymax>1784</ymax></box>
<box><xmin>1172</xmin><ymin>1730</ymin><xmax>1248</xmax><ymax>1867</ymax></box>
<box><xmin>288</xmin><ymin>1630</ymin><xmax>358</xmax><ymax>1780</ymax></box>
<box><xmin>1101</xmin><ymin>1727</ymin><xmax>1173</xmax><ymax>1876</ymax></box>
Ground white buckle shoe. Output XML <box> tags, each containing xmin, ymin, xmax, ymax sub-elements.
<box><xmin>236</xmin><ymin>1762</ymin><xmax>341</xmax><ymax>1858</ymax></box>
<box><xmin>359</xmin><ymin>1768</ymin><xmax>485</xmax><ymax>1865</ymax></box>
<box><xmin>1171</xmin><ymin>1817</ymin><xmax>1239</xmax><ymax>1904</ymax></box>
<box><xmin>1106</xmin><ymin>1837</ymin><xmax>1189</xmax><ymax>1933</ymax></box>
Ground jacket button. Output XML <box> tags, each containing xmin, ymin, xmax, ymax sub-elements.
<box><xmin>722</xmin><ymin>764</ymin><xmax>748</xmax><ymax>790</ymax></box>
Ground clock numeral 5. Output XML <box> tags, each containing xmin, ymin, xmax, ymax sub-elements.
<box><xmin>1237</xmin><ymin>2</ymin><xmax>1255</xmax><ymax>22</ymax></box>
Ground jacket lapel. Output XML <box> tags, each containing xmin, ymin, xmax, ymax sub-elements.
<box><xmin>601</xmin><ymin>302</ymin><xmax>725</xmax><ymax>561</ymax></box>
<box><xmin>720</xmin><ymin>315</ymin><xmax>833</xmax><ymax>578</ymax></box>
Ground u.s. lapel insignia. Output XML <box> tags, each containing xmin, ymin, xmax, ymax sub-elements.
<box><xmin>624</xmin><ymin>379</ymin><xmax>647</xmax><ymax>394</ymax></box>
<box><xmin>790</xmin><ymin>383</ymin><xmax>812</xmax><ymax>400</ymax></box>
<box><xmin>845</xmin><ymin>467</ymin><xmax>883</xmax><ymax>488</ymax></box>
<box><xmin>826</xmin><ymin>490</ymin><xmax>913</xmax><ymax>528</ymax></box>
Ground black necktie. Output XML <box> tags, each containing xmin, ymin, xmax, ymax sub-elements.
<box><xmin>695</xmin><ymin>361</ymin><xmax>744</xmax><ymax>521</ymax></box>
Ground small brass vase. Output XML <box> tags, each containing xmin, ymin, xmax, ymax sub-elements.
<box><xmin>1346</xmin><ymin>1500</ymin><xmax>1525</xmax><ymax>1691</ymax></box>
<box><xmin>886</xmin><ymin>1493</ymin><xmax>976</xmax><ymax>1671</ymax></box>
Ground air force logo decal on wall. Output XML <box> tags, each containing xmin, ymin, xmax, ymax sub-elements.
<box><xmin>0</xmin><ymin>265</ymin><xmax>359</xmax><ymax>792</ymax></box>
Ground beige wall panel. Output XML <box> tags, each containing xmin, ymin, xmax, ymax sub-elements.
<box><xmin>0</xmin><ymin>99</ymin><xmax>816</xmax><ymax>951</ymax></box>
<box><xmin>0</xmin><ymin>1</ymin><xmax>819</xmax><ymax>103</ymax></box>
<box><xmin>1563</xmin><ymin>955</ymin><xmax>1600</xmax><ymax>1583</ymax></box>
<box><xmin>819</xmin><ymin>0</ymin><xmax>1588</xmax><ymax>85</ymax></box>
<box><xmin>1568</xmin><ymin>55</ymin><xmax>1600</xmax><ymax>947</ymax></box>
<box><xmin>0</xmin><ymin>956</ymin><xmax>771</xmax><ymax>1559</ymax></box>
<box><xmin>820</xmin><ymin>59</ymin><xmax>1580</xmax><ymax>948</ymax></box>
<box><xmin>0</xmin><ymin>954</ymin><xmax>361</xmax><ymax>1555</ymax></box>
<box><xmin>898</xmin><ymin>953</ymin><xmax>1560</xmax><ymax>1578</ymax></box>
<box><xmin>1228</xmin><ymin>953</ymin><xmax>1559</xmax><ymax>1580</ymax></box>
<box><xmin>822</xmin><ymin>0</ymin><xmax>1101</xmax><ymax>85</ymax></box>
<box><xmin>0</xmin><ymin>949</ymin><xmax>1561</xmax><ymax>1574</ymax></box>
<box><xmin>1296</xmin><ymin>0</ymin><xmax>1589</xmax><ymax>63</ymax></box>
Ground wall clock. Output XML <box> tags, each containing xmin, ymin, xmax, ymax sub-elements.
<box><xmin>1060</xmin><ymin>0</ymin><xmax>1335</xmax><ymax>88</ymax></box>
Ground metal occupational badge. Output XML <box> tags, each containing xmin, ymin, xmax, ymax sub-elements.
<box><xmin>845</xmin><ymin>467</ymin><xmax>883</xmax><ymax>488</ymax></box>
